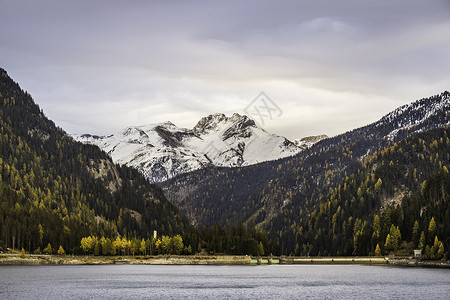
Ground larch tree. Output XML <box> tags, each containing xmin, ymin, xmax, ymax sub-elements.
<box><xmin>43</xmin><ymin>243</ymin><xmax>53</xmax><ymax>254</ymax></box>
<box><xmin>374</xmin><ymin>244</ymin><xmax>381</xmax><ymax>256</ymax></box>
<box><xmin>57</xmin><ymin>245</ymin><xmax>65</xmax><ymax>255</ymax></box>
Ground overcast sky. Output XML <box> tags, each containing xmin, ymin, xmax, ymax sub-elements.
<box><xmin>1</xmin><ymin>0</ymin><xmax>450</xmax><ymax>139</ymax></box>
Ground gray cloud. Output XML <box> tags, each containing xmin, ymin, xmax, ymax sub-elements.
<box><xmin>1</xmin><ymin>0</ymin><xmax>449</xmax><ymax>139</ymax></box>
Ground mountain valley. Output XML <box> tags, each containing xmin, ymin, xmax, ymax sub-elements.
<box><xmin>1</xmin><ymin>67</ymin><xmax>448</xmax><ymax>258</ymax></box>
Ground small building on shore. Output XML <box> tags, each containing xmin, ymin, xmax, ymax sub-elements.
<box><xmin>413</xmin><ymin>249</ymin><xmax>422</xmax><ymax>258</ymax></box>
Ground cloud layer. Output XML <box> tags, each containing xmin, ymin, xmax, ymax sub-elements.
<box><xmin>1</xmin><ymin>0</ymin><xmax>449</xmax><ymax>139</ymax></box>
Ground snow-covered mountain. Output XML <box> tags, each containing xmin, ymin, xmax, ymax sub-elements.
<box><xmin>74</xmin><ymin>113</ymin><xmax>305</xmax><ymax>182</ymax></box>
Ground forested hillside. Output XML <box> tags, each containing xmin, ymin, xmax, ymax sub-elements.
<box><xmin>166</xmin><ymin>127</ymin><xmax>449</xmax><ymax>258</ymax></box>
<box><xmin>279</xmin><ymin>127</ymin><xmax>450</xmax><ymax>257</ymax></box>
<box><xmin>0</xmin><ymin>68</ymin><xmax>189</xmax><ymax>254</ymax></box>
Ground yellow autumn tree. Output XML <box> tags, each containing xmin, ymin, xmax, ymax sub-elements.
<box><xmin>57</xmin><ymin>245</ymin><xmax>65</xmax><ymax>255</ymax></box>
<box><xmin>374</xmin><ymin>178</ymin><xmax>383</xmax><ymax>193</ymax></box>
<box><xmin>375</xmin><ymin>244</ymin><xmax>381</xmax><ymax>256</ymax></box>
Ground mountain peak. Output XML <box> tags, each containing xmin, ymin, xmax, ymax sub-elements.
<box><xmin>75</xmin><ymin>112</ymin><xmax>302</xmax><ymax>182</ymax></box>
<box><xmin>192</xmin><ymin>113</ymin><xmax>256</xmax><ymax>135</ymax></box>
<box><xmin>193</xmin><ymin>113</ymin><xmax>227</xmax><ymax>135</ymax></box>
<box><xmin>159</xmin><ymin>120</ymin><xmax>176</xmax><ymax>127</ymax></box>
<box><xmin>230</xmin><ymin>112</ymin><xmax>243</xmax><ymax>120</ymax></box>
<box><xmin>232</xmin><ymin>113</ymin><xmax>255</xmax><ymax>128</ymax></box>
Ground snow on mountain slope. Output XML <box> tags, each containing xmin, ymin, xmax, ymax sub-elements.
<box><xmin>293</xmin><ymin>134</ymin><xmax>328</xmax><ymax>148</ymax></box>
<box><xmin>377</xmin><ymin>91</ymin><xmax>450</xmax><ymax>141</ymax></box>
<box><xmin>323</xmin><ymin>91</ymin><xmax>450</xmax><ymax>160</ymax></box>
<box><xmin>73</xmin><ymin>113</ymin><xmax>303</xmax><ymax>182</ymax></box>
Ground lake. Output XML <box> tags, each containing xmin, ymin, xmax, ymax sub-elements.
<box><xmin>0</xmin><ymin>264</ymin><xmax>449</xmax><ymax>299</ymax></box>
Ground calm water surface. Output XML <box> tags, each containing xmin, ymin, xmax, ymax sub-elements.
<box><xmin>0</xmin><ymin>264</ymin><xmax>449</xmax><ymax>299</ymax></box>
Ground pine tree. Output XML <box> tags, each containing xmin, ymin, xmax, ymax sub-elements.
<box><xmin>184</xmin><ymin>245</ymin><xmax>192</xmax><ymax>255</ymax></box>
<box><xmin>412</xmin><ymin>221</ymin><xmax>420</xmax><ymax>248</ymax></box>
<box><xmin>430</xmin><ymin>236</ymin><xmax>440</xmax><ymax>259</ymax></box>
<box><xmin>385</xmin><ymin>225</ymin><xmax>401</xmax><ymax>252</ymax></box>
<box><xmin>418</xmin><ymin>231</ymin><xmax>426</xmax><ymax>250</ymax></box>
<box><xmin>373</xmin><ymin>215</ymin><xmax>381</xmax><ymax>239</ymax></box>
<box><xmin>392</xmin><ymin>226</ymin><xmax>401</xmax><ymax>251</ymax></box>
<box><xmin>257</xmin><ymin>242</ymin><xmax>265</xmax><ymax>256</ymax></box>
<box><xmin>94</xmin><ymin>241</ymin><xmax>101</xmax><ymax>256</ymax></box>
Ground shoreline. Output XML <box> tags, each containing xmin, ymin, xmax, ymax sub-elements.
<box><xmin>283</xmin><ymin>256</ymin><xmax>450</xmax><ymax>268</ymax></box>
<box><xmin>0</xmin><ymin>254</ymin><xmax>251</xmax><ymax>266</ymax></box>
<box><xmin>1</xmin><ymin>254</ymin><xmax>449</xmax><ymax>268</ymax></box>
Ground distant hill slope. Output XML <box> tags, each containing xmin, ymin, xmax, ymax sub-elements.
<box><xmin>74</xmin><ymin>113</ymin><xmax>305</xmax><ymax>183</ymax></box>
<box><xmin>0</xmin><ymin>68</ymin><xmax>189</xmax><ymax>253</ymax></box>
<box><xmin>163</xmin><ymin>91</ymin><xmax>450</xmax><ymax>232</ymax></box>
